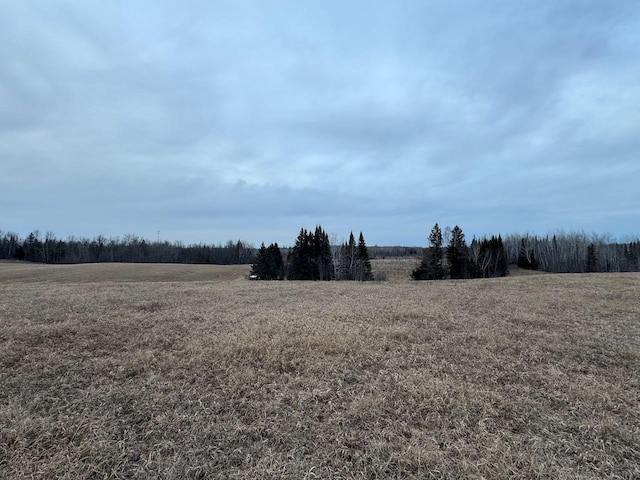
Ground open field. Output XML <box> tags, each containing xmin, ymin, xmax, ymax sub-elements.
<box><xmin>1</xmin><ymin>261</ymin><xmax>639</xmax><ymax>478</ymax></box>
<box><xmin>0</xmin><ymin>260</ymin><xmax>250</xmax><ymax>283</ymax></box>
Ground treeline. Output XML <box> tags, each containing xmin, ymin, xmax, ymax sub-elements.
<box><xmin>412</xmin><ymin>223</ymin><xmax>508</xmax><ymax>280</ymax></box>
<box><xmin>368</xmin><ymin>246</ymin><xmax>421</xmax><ymax>259</ymax></box>
<box><xmin>0</xmin><ymin>230</ymin><xmax>253</xmax><ymax>265</ymax></box>
<box><xmin>503</xmin><ymin>233</ymin><xmax>640</xmax><ymax>273</ymax></box>
<box><xmin>251</xmin><ymin>226</ymin><xmax>373</xmax><ymax>281</ymax></box>
<box><xmin>4</xmin><ymin>227</ymin><xmax>640</xmax><ymax>276</ymax></box>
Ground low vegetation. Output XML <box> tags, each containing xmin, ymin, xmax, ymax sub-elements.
<box><xmin>1</xmin><ymin>261</ymin><xmax>638</xmax><ymax>478</ymax></box>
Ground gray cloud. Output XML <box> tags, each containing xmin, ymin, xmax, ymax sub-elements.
<box><xmin>2</xmin><ymin>1</ymin><xmax>639</xmax><ymax>245</ymax></box>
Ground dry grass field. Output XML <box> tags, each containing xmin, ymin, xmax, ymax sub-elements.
<box><xmin>0</xmin><ymin>260</ymin><xmax>250</xmax><ymax>283</ymax></box>
<box><xmin>1</xmin><ymin>260</ymin><xmax>639</xmax><ymax>479</ymax></box>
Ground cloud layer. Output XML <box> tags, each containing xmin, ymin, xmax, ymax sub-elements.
<box><xmin>2</xmin><ymin>1</ymin><xmax>639</xmax><ymax>245</ymax></box>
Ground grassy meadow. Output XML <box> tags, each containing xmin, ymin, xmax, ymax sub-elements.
<box><xmin>1</xmin><ymin>260</ymin><xmax>639</xmax><ymax>478</ymax></box>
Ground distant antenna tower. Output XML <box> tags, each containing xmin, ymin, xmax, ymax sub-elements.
<box><xmin>157</xmin><ymin>230</ymin><xmax>160</xmax><ymax>242</ymax></box>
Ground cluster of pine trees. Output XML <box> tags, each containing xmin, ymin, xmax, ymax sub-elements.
<box><xmin>287</xmin><ymin>226</ymin><xmax>335</xmax><ymax>280</ymax></box>
<box><xmin>251</xmin><ymin>226</ymin><xmax>373</xmax><ymax>281</ymax></box>
<box><xmin>412</xmin><ymin>223</ymin><xmax>508</xmax><ymax>280</ymax></box>
<box><xmin>250</xmin><ymin>243</ymin><xmax>284</xmax><ymax>280</ymax></box>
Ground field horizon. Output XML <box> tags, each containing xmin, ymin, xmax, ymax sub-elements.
<box><xmin>1</xmin><ymin>260</ymin><xmax>638</xmax><ymax>478</ymax></box>
<box><xmin>0</xmin><ymin>257</ymin><xmax>545</xmax><ymax>285</ymax></box>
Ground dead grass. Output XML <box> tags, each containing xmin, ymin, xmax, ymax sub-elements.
<box><xmin>0</xmin><ymin>260</ymin><xmax>250</xmax><ymax>283</ymax></box>
<box><xmin>1</xmin><ymin>262</ymin><xmax>639</xmax><ymax>479</ymax></box>
<box><xmin>371</xmin><ymin>258</ymin><xmax>419</xmax><ymax>283</ymax></box>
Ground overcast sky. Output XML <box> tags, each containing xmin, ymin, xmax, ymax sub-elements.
<box><xmin>2</xmin><ymin>1</ymin><xmax>639</xmax><ymax>246</ymax></box>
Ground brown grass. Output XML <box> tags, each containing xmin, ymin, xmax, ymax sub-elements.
<box><xmin>0</xmin><ymin>260</ymin><xmax>250</xmax><ymax>283</ymax></box>
<box><xmin>371</xmin><ymin>258</ymin><xmax>421</xmax><ymax>283</ymax></box>
<box><xmin>1</xmin><ymin>261</ymin><xmax>639</xmax><ymax>478</ymax></box>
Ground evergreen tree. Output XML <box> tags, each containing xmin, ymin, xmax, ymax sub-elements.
<box><xmin>14</xmin><ymin>245</ymin><xmax>25</xmax><ymax>260</ymax></box>
<box><xmin>429</xmin><ymin>223</ymin><xmax>445</xmax><ymax>279</ymax></box>
<box><xmin>586</xmin><ymin>243</ymin><xmax>597</xmax><ymax>273</ymax></box>
<box><xmin>251</xmin><ymin>243</ymin><xmax>270</xmax><ymax>279</ymax></box>
<box><xmin>446</xmin><ymin>225</ymin><xmax>469</xmax><ymax>279</ymax></box>
<box><xmin>23</xmin><ymin>232</ymin><xmax>43</xmax><ymax>262</ymax></box>
<box><xmin>287</xmin><ymin>229</ymin><xmax>311</xmax><ymax>280</ymax></box>
<box><xmin>267</xmin><ymin>243</ymin><xmax>285</xmax><ymax>280</ymax></box>
<box><xmin>337</xmin><ymin>232</ymin><xmax>356</xmax><ymax>280</ymax></box>
<box><xmin>412</xmin><ymin>223</ymin><xmax>445</xmax><ymax>280</ymax></box>
<box><xmin>354</xmin><ymin>232</ymin><xmax>373</xmax><ymax>281</ymax></box>
<box><xmin>287</xmin><ymin>226</ymin><xmax>333</xmax><ymax>280</ymax></box>
<box><xmin>251</xmin><ymin>243</ymin><xmax>285</xmax><ymax>280</ymax></box>
<box><xmin>312</xmin><ymin>226</ymin><xmax>334</xmax><ymax>280</ymax></box>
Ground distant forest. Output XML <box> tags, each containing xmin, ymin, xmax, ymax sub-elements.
<box><xmin>412</xmin><ymin>223</ymin><xmax>640</xmax><ymax>280</ymax></box>
<box><xmin>503</xmin><ymin>232</ymin><xmax>640</xmax><ymax>274</ymax></box>
<box><xmin>1</xmin><ymin>227</ymin><xmax>639</xmax><ymax>275</ymax></box>
<box><xmin>0</xmin><ymin>231</ymin><xmax>253</xmax><ymax>265</ymax></box>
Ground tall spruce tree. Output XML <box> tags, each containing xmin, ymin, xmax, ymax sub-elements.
<box><xmin>267</xmin><ymin>243</ymin><xmax>285</xmax><ymax>279</ymax></box>
<box><xmin>287</xmin><ymin>229</ymin><xmax>311</xmax><ymax>280</ymax></box>
<box><xmin>429</xmin><ymin>223</ymin><xmax>445</xmax><ymax>279</ymax></box>
<box><xmin>251</xmin><ymin>243</ymin><xmax>269</xmax><ymax>279</ymax></box>
<box><xmin>447</xmin><ymin>225</ymin><xmax>469</xmax><ymax>279</ymax></box>
<box><xmin>313</xmin><ymin>225</ymin><xmax>334</xmax><ymax>280</ymax></box>
<box><xmin>338</xmin><ymin>232</ymin><xmax>356</xmax><ymax>280</ymax></box>
<box><xmin>412</xmin><ymin>223</ymin><xmax>445</xmax><ymax>280</ymax></box>
<box><xmin>251</xmin><ymin>243</ymin><xmax>284</xmax><ymax>280</ymax></box>
<box><xmin>354</xmin><ymin>232</ymin><xmax>373</xmax><ymax>281</ymax></box>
